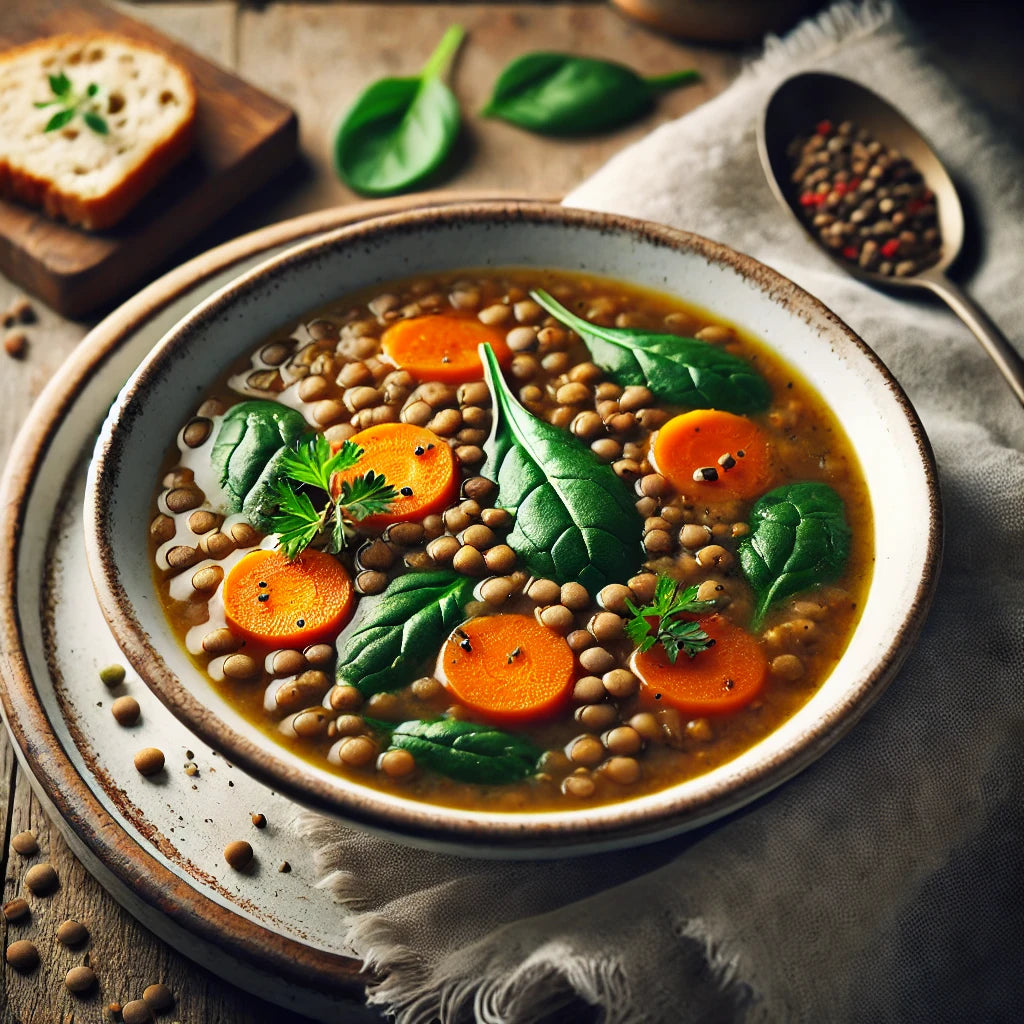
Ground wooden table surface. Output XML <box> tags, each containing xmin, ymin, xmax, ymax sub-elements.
<box><xmin>0</xmin><ymin>4</ymin><xmax>742</xmax><ymax>1021</ymax></box>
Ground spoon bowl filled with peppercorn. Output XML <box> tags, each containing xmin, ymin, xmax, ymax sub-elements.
<box><xmin>759</xmin><ymin>71</ymin><xmax>1024</xmax><ymax>406</ymax></box>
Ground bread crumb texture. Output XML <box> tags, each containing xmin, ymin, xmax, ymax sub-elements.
<box><xmin>0</xmin><ymin>33</ymin><xmax>196</xmax><ymax>229</ymax></box>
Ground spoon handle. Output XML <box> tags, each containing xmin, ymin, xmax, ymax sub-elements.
<box><xmin>920</xmin><ymin>271</ymin><xmax>1024</xmax><ymax>408</ymax></box>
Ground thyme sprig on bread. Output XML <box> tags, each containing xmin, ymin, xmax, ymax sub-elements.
<box><xmin>34</xmin><ymin>70</ymin><xmax>109</xmax><ymax>135</ymax></box>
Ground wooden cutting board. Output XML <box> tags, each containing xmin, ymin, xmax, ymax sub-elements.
<box><xmin>0</xmin><ymin>0</ymin><xmax>298</xmax><ymax>317</ymax></box>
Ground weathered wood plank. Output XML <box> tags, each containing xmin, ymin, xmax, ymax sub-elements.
<box><xmin>235</xmin><ymin>2</ymin><xmax>740</xmax><ymax>224</ymax></box>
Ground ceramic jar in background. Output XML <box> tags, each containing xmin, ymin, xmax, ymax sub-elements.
<box><xmin>610</xmin><ymin>0</ymin><xmax>820</xmax><ymax>43</ymax></box>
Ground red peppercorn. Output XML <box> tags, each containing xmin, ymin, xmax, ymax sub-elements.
<box><xmin>848</xmin><ymin>176</ymin><xmax>862</xmax><ymax>189</ymax></box>
<box><xmin>842</xmin><ymin>246</ymin><xmax>859</xmax><ymax>260</ymax></box>
<box><xmin>880</xmin><ymin>239</ymin><xmax>901</xmax><ymax>259</ymax></box>
<box><xmin>816</xmin><ymin>119</ymin><xmax>832</xmax><ymax>136</ymax></box>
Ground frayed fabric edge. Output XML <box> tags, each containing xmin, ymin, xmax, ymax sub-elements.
<box><xmin>744</xmin><ymin>0</ymin><xmax>892</xmax><ymax>80</ymax></box>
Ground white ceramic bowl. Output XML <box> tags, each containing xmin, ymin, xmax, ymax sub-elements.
<box><xmin>85</xmin><ymin>201</ymin><xmax>940</xmax><ymax>856</ymax></box>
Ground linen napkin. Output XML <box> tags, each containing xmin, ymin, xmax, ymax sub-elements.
<box><xmin>298</xmin><ymin>4</ymin><xmax>1024</xmax><ymax>1021</ymax></box>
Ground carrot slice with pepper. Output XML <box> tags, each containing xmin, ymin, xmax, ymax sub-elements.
<box><xmin>437</xmin><ymin>614</ymin><xmax>576</xmax><ymax>725</ymax></box>
<box><xmin>381</xmin><ymin>313</ymin><xmax>512</xmax><ymax>384</ymax></box>
<box><xmin>631</xmin><ymin>613</ymin><xmax>767</xmax><ymax>715</ymax></box>
<box><xmin>332</xmin><ymin>422</ymin><xmax>458</xmax><ymax>527</ymax></box>
<box><xmin>222</xmin><ymin>548</ymin><xmax>354</xmax><ymax>649</ymax></box>
<box><xmin>650</xmin><ymin>409</ymin><xmax>772</xmax><ymax>499</ymax></box>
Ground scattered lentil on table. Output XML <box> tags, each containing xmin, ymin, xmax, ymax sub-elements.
<box><xmin>2</xmin><ymin>897</ymin><xmax>30</xmax><ymax>922</ymax></box>
<box><xmin>11</xmin><ymin>829</ymin><xmax>38</xmax><ymax>855</ymax></box>
<box><xmin>5</xmin><ymin>939</ymin><xmax>39</xmax><ymax>972</ymax></box>
<box><xmin>24</xmin><ymin>862</ymin><xmax>59</xmax><ymax>895</ymax></box>
<box><xmin>56</xmin><ymin>919</ymin><xmax>89</xmax><ymax>946</ymax></box>
<box><xmin>65</xmin><ymin>964</ymin><xmax>98</xmax><ymax>993</ymax></box>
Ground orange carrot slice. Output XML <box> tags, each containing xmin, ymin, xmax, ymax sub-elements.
<box><xmin>650</xmin><ymin>409</ymin><xmax>772</xmax><ymax>499</ymax></box>
<box><xmin>332</xmin><ymin>422</ymin><xmax>459</xmax><ymax>527</ymax></box>
<box><xmin>381</xmin><ymin>313</ymin><xmax>512</xmax><ymax>384</ymax></box>
<box><xmin>631</xmin><ymin>613</ymin><xmax>767</xmax><ymax>715</ymax></box>
<box><xmin>437</xmin><ymin>614</ymin><xmax>576</xmax><ymax>725</ymax></box>
<box><xmin>222</xmin><ymin>548</ymin><xmax>354</xmax><ymax>649</ymax></box>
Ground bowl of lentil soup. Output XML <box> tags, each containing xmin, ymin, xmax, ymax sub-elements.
<box><xmin>85</xmin><ymin>201</ymin><xmax>939</xmax><ymax>855</ymax></box>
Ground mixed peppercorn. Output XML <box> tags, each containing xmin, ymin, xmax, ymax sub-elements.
<box><xmin>788</xmin><ymin>118</ymin><xmax>942</xmax><ymax>277</ymax></box>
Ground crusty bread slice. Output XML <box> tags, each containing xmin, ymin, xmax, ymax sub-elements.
<box><xmin>0</xmin><ymin>33</ymin><xmax>197</xmax><ymax>230</ymax></box>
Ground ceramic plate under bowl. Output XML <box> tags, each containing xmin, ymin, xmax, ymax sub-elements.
<box><xmin>84</xmin><ymin>200</ymin><xmax>941</xmax><ymax>856</ymax></box>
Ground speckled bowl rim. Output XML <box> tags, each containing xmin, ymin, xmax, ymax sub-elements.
<box><xmin>86</xmin><ymin>200</ymin><xmax>942</xmax><ymax>853</ymax></box>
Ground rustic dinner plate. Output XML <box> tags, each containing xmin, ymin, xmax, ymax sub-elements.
<box><xmin>84</xmin><ymin>200</ymin><xmax>942</xmax><ymax>856</ymax></box>
<box><xmin>0</xmin><ymin>194</ymin><xmax>513</xmax><ymax>1018</ymax></box>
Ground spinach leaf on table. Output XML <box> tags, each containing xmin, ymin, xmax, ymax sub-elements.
<box><xmin>210</xmin><ymin>400</ymin><xmax>309</xmax><ymax>512</ymax></box>
<box><xmin>738</xmin><ymin>482</ymin><xmax>851</xmax><ymax>631</ymax></box>
<box><xmin>335</xmin><ymin>570</ymin><xmax>475</xmax><ymax>696</ymax></box>
<box><xmin>386</xmin><ymin>718</ymin><xmax>540</xmax><ymax>785</ymax></box>
<box><xmin>531</xmin><ymin>289</ymin><xmax>771</xmax><ymax>414</ymax></box>
<box><xmin>483</xmin><ymin>53</ymin><xmax>698</xmax><ymax>135</ymax></box>
<box><xmin>334</xmin><ymin>24</ymin><xmax>464</xmax><ymax>196</ymax></box>
<box><xmin>481</xmin><ymin>343</ymin><xmax>641</xmax><ymax>592</ymax></box>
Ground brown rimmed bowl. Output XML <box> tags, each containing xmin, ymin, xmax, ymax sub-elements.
<box><xmin>84</xmin><ymin>200</ymin><xmax>941</xmax><ymax>856</ymax></box>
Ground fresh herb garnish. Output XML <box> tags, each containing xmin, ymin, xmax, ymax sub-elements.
<box><xmin>35</xmin><ymin>72</ymin><xmax>109</xmax><ymax>135</ymax></box>
<box><xmin>625</xmin><ymin>575</ymin><xmax>716</xmax><ymax>663</ymax></box>
<box><xmin>267</xmin><ymin>437</ymin><xmax>398</xmax><ymax>559</ymax></box>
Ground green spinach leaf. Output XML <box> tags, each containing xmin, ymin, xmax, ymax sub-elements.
<box><xmin>334</xmin><ymin>25</ymin><xmax>464</xmax><ymax>196</ymax></box>
<box><xmin>481</xmin><ymin>343</ymin><xmax>641</xmax><ymax>591</ymax></box>
<box><xmin>738</xmin><ymin>482</ymin><xmax>851</xmax><ymax>631</ymax></box>
<box><xmin>482</xmin><ymin>53</ymin><xmax>698</xmax><ymax>135</ymax></box>
<box><xmin>335</xmin><ymin>570</ymin><xmax>475</xmax><ymax>695</ymax></box>
<box><xmin>531</xmin><ymin>289</ymin><xmax>771</xmax><ymax>414</ymax></box>
<box><xmin>210</xmin><ymin>401</ymin><xmax>308</xmax><ymax>512</ymax></box>
<box><xmin>388</xmin><ymin>718</ymin><xmax>540</xmax><ymax>784</ymax></box>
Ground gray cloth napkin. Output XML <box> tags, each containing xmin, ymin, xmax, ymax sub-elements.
<box><xmin>299</xmin><ymin>4</ymin><xmax>1024</xmax><ymax>1020</ymax></box>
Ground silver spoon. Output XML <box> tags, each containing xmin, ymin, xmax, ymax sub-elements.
<box><xmin>758</xmin><ymin>70</ymin><xmax>1024</xmax><ymax>407</ymax></box>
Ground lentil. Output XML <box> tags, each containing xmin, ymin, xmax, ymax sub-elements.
<box><xmin>223</xmin><ymin>653</ymin><xmax>260</xmax><ymax>679</ymax></box>
<box><xmin>224</xmin><ymin>840</ymin><xmax>254</xmax><ymax>870</ymax></box>
<box><xmin>569</xmin><ymin>735</ymin><xmax>605</xmax><ymax>766</ymax></box>
<box><xmin>2</xmin><ymin>897</ymin><xmax>29</xmax><ymax>922</ymax></box>
<box><xmin>65</xmin><ymin>965</ymin><xmax>97</xmax><ymax>993</ymax></box>
<box><xmin>11</xmin><ymin>829</ymin><xmax>38</xmax><ymax>855</ymax></box>
<box><xmin>111</xmin><ymin>695</ymin><xmax>141</xmax><ymax>726</ymax></box>
<box><xmin>143</xmin><ymin>983</ymin><xmax>175</xmax><ymax>1011</ymax></box>
<box><xmin>122</xmin><ymin>1001</ymin><xmax>154</xmax><ymax>1024</ymax></box>
<box><xmin>5</xmin><ymin>939</ymin><xmax>39</xmax><ymax>971</ymax></box>
<box><xmin>576</xmin><ymin>703</ymin><xmax>618</xmax><ymax>731</ymax></box>
<box><xmin>24</xmin><ymin>862</ymin><xmax>58</xmax><ymax>895</ymax></box>
<box><xmin>604</xmin><ymin>756</ymin><xmax>642</xmax><ymax>785</ymax></box>
<box><xmin>3</xmin><ymin>330</ymin><xmax>27</xmax><ymax>358</ymax></box>
<box><xmin>134</xmin><ymin>747</ymin><xmax>165</xmax><ymax>776</ymax></box>
<box><xmin>562</xmin><ymin>774</ymin><xmax>595</xmax><ymax>798</ymax></box>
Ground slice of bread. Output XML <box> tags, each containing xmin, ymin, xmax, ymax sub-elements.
<box><xmin>0</xmin><ymin>33</ymin><xmax>197</xmax><ymax>230</ymax></box>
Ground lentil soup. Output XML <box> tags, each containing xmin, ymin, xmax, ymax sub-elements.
<box><xmin>150</xmin><ymin>268</ymin><xmax>872</xmax><ymax>811</ymax></box>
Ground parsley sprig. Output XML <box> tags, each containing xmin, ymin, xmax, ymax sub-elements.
<box><xmin>35</xmin><ymin>71</ymin><xmax>109</xmax><ymax>135</ymax></box>
<box><xmin>624</xmin><ymin>575</ymin><xmax>716</xmax><ymax>663</ymax></box>
<box><xmin>268</xmin><ymin>436</ymin><xmax>397</xmax><ymax>559</ymax></box>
